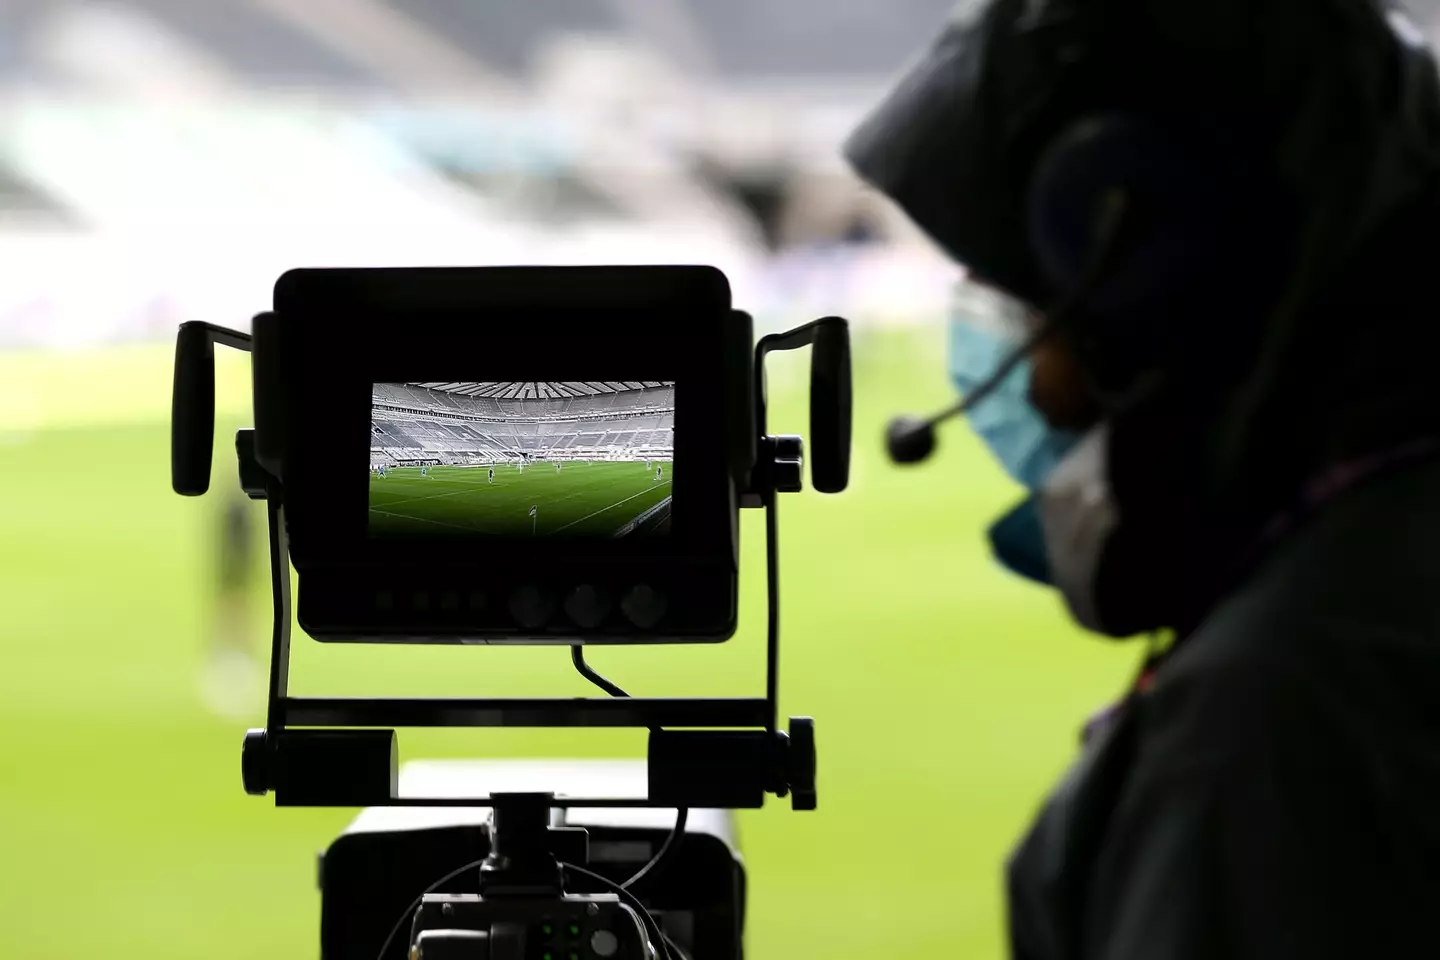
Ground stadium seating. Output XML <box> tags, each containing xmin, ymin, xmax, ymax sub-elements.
<box><xmin>371</xmin><ymin>381</ymin><xmax>674</xmax><ymax>467</ymax></box>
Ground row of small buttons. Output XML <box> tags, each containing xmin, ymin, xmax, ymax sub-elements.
<box><xmin>533</xmin><ymin>919</ymin><xmax>621</xmax><ymax>960</ymax></box>
<box><xmin>372</xmin><ymin>584</ymin><xmax>668</xmax><ymax>631</ymax></box>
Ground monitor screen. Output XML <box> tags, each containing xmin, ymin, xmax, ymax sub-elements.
<box><xmin>368</xmin><ymin>382</ymin><xmax>675</xmax><ymax>539</ymax></box>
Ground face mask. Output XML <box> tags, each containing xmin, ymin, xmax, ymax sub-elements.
<box><xmin>947</xmin><ymin>283</ymin><xmax>1078</xmax><ymax>490</ymax></box>
<box><xmin>987</xmin><ymin>497</ymin><xmax>1053</xmax><ymax>585</ymax></box>
<box><xmin>1037</xmin><ymin>426</ymin><xmax>1120</xmax><ymax>632</ymax></box>
<box><xmin>949</xmin><ymin>280</ymin><xmax>1079</xmax><ymax>586</ymax></box>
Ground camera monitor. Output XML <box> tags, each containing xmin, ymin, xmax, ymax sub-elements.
<box><xmin>368</xmin><ymin>382</ymin><xmax>675</xmax><ymax>541</ymax></box>
<box><xmin>170</xmin><ymin>265</ymin><xmax>850</xmax><ymax>960</ymax></box>
<box><xmin>262</xmin><ymin>266</ymin><xmax>750</xmax><ymax>645</ymax></box>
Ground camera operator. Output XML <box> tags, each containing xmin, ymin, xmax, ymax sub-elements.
<box><xmin>848</xmin><ymin>1</ymin><xmax>1440</xmax><ymax>957</ymax></box>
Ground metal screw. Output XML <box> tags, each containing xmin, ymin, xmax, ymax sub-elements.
<box><xmin>442</xmin><ymin>902</ymin><xmax>454</xmax><ymax>917</ymax></box>
<box><xmin>586</xmin><ymin>903</ymin><xmax>600</xmax><ymax>917</ymax></box>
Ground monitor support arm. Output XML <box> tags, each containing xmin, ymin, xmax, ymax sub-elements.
<box><xmin>172</xmin><ymin>315</ymin><xmax>850</xmax><ymax>812</ymax></box>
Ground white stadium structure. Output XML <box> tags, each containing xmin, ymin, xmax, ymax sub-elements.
<box><xmin>4</xmin><ymin>2</ymin><xmax>1439</xmax><ymax>349</ymax></box>
<box><xmin>0</xmin><ymin>0</ymin><xmax>979</xmax><ymax>351</ymax></box>
<box><xmin>370</xmin><ymin>381</ymin><xmax>674</xmax><ymax>468</ymax></box>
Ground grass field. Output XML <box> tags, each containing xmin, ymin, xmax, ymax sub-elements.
<box><xmin>369</xmin><ymin>461</ymin><xmax>673</xmax><ymax>538</ymax></box>
<box><xmin>0</xmin><ymin>328</ymin><xmax>1136</xmax><ymax>960</ymax></box>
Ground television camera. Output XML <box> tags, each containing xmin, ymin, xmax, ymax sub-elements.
<box><xmin>170</xmin><ymin>265</ymin><xmax>852</xmax><ymax>960</ymax></box>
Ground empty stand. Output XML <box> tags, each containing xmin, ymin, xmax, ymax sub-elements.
<box><xmin>371</xmin><ymin>381</ymin><xmax>673</xmax><ymax>467</ymax></box>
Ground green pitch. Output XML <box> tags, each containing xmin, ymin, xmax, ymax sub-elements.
<box><xmin>0</xmin><ymin>329</ymin><xmax>1136</xmax><ymax>960</ymax></box>
<box><xmin>369</xmin><ymin>461</ymin><xmax>672</xmax><ymax>538</ymax></box>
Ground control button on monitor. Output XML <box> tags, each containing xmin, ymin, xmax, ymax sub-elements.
<box><xmin>508</xmin><ymin>584</ymin><xmax>556</xmax><ymax>630</ymax></box>
<box><xmin>620</xmin><ymin>584</ymin><xmax>668</xmax><ymax>629</ymax></box>
<box><xmin>564</xmin><ymin>585</ymin><xmax>612</xmax><ymax>629</ymax></box>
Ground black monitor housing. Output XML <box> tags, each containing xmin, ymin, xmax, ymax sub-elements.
<box><xmin>171</xmin><ymin>265</ymin><xmax>850</xmax><ymax>813</ymax></box>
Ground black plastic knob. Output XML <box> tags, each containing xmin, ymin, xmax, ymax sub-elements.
<box><xmin>564</xmin><ymin>584</ymin><xmax>612</xmax><ymax>629</ymax></box>
<box><xmin>789</xmin><ymin>717</ymin><xmax>816</xmax><ymax>811</ymax></box>
<box><xmin>773</xmin><ymin>458</ymin><xmax>803</xmax><ymax>494</ymax></box>
<box><xmin>242</xmin><ymin>728</ymin><xmax>271</xmax><ymax>796</ymax></box>
<box><xmin>773</xmin><ymin>435</ymin><xmax>804</xmax><ymax>462</ymax></box>
<box><xmin>770</xmin><ymin>435</ymin><xmax>804</xmax><ymax>494</ymax></box>
<box><xmin>508</xmin><ymin>584</ymin><xmax>558</xmax><ymax>630</ymax></box>
<box><xmin>621</xmin><ymin>584</ymin><xmax>668</xmax><ymax>630</ymax></box>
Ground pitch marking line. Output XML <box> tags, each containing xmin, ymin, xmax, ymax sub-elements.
<box><xmin>367</xmin><ymin>507</ymin><xmax>487</xmax><ymax>534</ymax></box>
<box><xmin>540</xmin><ymin>471</ymin><xmax>639</xmax><ymax>509</ymax></box>
<box><xmin>371</xmin><ymin>479</ymin><xmax>504</xmax><ymax>509</ymax></box>
<box><xmin>552</xmin><ymin>481</ymin><xmax>673</xmax><ymax>534</ymax></box>
<box><xmin>376</xmin><ymin>466</ymin><xmax>628</xmax><ymax>512</ymax></box>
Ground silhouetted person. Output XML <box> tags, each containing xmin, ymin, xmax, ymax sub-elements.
<box><xmin>848</xmin><ymin>1</ymin><xmax>1440</xmax><ymax>957</ymax></box>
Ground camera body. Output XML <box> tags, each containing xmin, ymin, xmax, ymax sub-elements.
<box><xmin>321</xmin><ymin>761</ymin><xmax>744</xmax><ymax>960</ymax></box>
<box><xmin>170</xmin><ymin>263</ymin><xmax>850</xmax><ymax>960</ymax></box>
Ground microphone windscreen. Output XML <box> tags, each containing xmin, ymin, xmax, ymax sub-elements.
<box><xmin>886</xmin><ymin>415</ymin><xmax>936</xmax><ymax>464</ymax></box>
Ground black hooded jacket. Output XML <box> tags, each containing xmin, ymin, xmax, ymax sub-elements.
<box><xmin>1007</xmin><ymin>451</ymin><xmax>1440</xmax><ymax>959</ymax></box>
<box><xmin>843</xmin><ymin>4</ymin><xmax>1440</xmax><ymax>953</ymax></box>
<box><xmin>1006</xmin><ymin>203</ymin><xmax>1440</xmax><ymax>958</ymax></box>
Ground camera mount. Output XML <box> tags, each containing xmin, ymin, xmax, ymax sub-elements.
<box><xmin>400</xmin><ymin>791</ymin><xmax>660</xmax><ymax>960</ymax></box>
<box><xmin>172</xmin><ymin>311</ymin><xmax>850</xmax><ymax>812</ymax></box>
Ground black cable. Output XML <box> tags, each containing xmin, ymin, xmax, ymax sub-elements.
<box><xmin>562</xmin><ymin>862</ymin><xmax>672</xmax><ymax>960</ymax></box>
<box><xmin>660</xmin><ymin>931</ymin><xmax>694</xmax><ymax>960</ymax></box>
<box><xmin>764</xmin><ymin>492</ymin><xmax>780</xmax><ymax>733</ymax></box>
<box><xmin>569</xmin><ymin>645</ymin><xmax>689</xmax><ymax>894</ymax></box>
<box><xmin>931</xmin><ymin>190</ymin><xmax>1140</xmax><ymax>427</ymax></box>
<box><xmin>571</xmin><ymin>644</ymin><xmax>630</xmax><ymax>697</ymax></box>
<box><xmin>622</xmin><ymin>807</ymin><xmax>689</xmax><ymax>890</ymax></box>
<box><xmin>953</xmin><ymin>320</ymin><xmax>1062</xmax><ymax>418</ymax></box>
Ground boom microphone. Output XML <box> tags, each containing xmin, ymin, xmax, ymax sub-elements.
<box><xmin>886</xmin><ymin>191</ymin><xmax>1140</xmax><ymax>466</ymax></box>
<box><xmin>884</xmin><ymin>323</ymin><xmax>1044</xmax><ymax>466</ymax></box>
<box><xmin>885</xmin><ymin>406</ymin><xmax>963</xmax><ymax>464</ymax></box>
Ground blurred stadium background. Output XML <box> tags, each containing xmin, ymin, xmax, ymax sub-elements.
<box><xmin>0</xmin><ymin>0</ymin><xmax>968</xmax><ymax>350</ymax></box>
<box><xmin>5</xmin><ymin>2</ymin><xmax>1439</xmax><ymax>958</ymax></box>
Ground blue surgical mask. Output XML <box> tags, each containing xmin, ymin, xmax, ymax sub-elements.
<box><xmin>987</xmin><ymin>496</ymin><xmax>1053</xmax><ymax>585</ymax></box>
<box><xmin>947</xmin><ymin>280</ymin><xmax>1079</xmax><ymax>586</ymax></box>
<box><xmin>947</xmin><ymin>288</ymin><xmax>1078</xmax><ymax>490</ymax></box>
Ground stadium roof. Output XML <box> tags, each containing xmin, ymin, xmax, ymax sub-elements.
<box><xmin>414</xmin><ymin>381</ymin><xmax>670</xmax><ymax>400</ymax></box>
<box><xmin>0</xmin><ymin>0</ymin><xmax>962</xmax><ymax>87</ymax></box>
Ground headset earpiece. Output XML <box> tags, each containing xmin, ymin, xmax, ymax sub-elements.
<box><xmin>1026</xmin><ymin>113</ymin><xmax>1298</xmax><ymax>395</ymax></box>
<box><xmin>1029</xmin><ymin>116</ymin><xmax>1238</xmax><ymax>311</ymax></box>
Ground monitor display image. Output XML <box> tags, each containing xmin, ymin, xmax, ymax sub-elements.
<box><xmin>368</xmin><ymin>382</ymin><xmax>674</xmax><ymax>538</ymax></box>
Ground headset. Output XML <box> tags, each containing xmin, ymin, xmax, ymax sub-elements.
<box><xmin>869</xmin><ymin>0</ymin><xmax>1440</xmax><ymax>467</ymax></box>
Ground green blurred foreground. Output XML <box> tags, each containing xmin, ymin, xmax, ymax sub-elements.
<box><xmin>0</xmin><ymin>328</ymin><xmax>1135</xmax><ymax>959</ymax></box>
